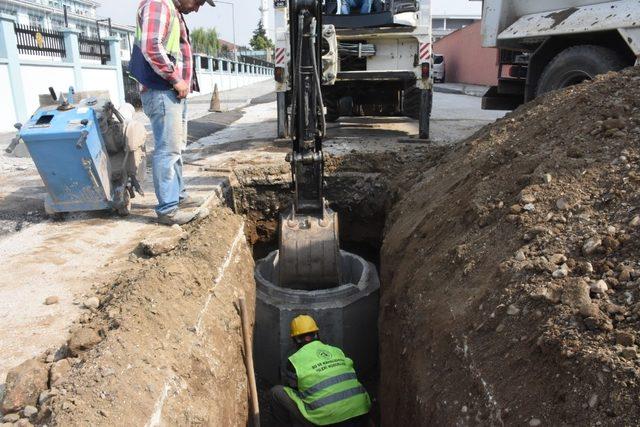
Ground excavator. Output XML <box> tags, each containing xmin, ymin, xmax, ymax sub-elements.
<box><xmin>277</xmin><ymin>0</ymin><xmax>343</xmax><ymax>289</ymax></box>
<box><xmin>254</xmin><ymin>0</ymin><xmax>381</xmax><ymax>388</ymax></box>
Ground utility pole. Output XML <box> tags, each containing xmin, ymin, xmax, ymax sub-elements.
<box><xmin>258</xmin><ymin>0</ymin><xmax>272</xmax><ymax>42</ymax></box>
<box><xmin>216</xmin><ymin>1</ymin><xmax>237</xmax><ymax>61</ymax></box>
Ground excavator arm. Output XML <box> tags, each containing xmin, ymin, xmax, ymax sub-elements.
<box><xmin>277</xmin><ymin>0</ymin><xmax>343</xmax><ymax>290</ymax></box>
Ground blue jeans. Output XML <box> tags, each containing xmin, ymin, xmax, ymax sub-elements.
<box><xmin>342</xmin><ymin>0</ymin><xmax>371</xmax><ymax>14</ymax></box>
<box><xmin>141</xmin><ymin>89</ymin><xmax>188</xmax><ymax>216</ymax></box>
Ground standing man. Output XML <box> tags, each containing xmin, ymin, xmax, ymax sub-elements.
<box><xmin>129</xmin><ymin>0</ymin><xmax>215</xmax><ymax>225</ymax></box>
<box><xmin>341</xmin><ymin>0</ymin><xmax>372</xmax><ymax>15</ymax></box>
<box><xmin>270</xmin><ymin>315</ymin><xmax>371</xmax><ymax>426</ymax></box>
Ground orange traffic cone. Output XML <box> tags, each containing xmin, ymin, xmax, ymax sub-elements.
<box><xmin>209</xmin><ymin>84</ymin><xmax>222</xmax><ymax>112</ymax></box>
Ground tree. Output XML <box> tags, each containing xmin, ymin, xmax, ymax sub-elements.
<box><xmin>249</xmin><ymin>20</ymin><xmax>274</xmax><ymax>51</ymax></box>
<box><xmin>191</xmin><ymin>27</ymin><xmax>220</xmax><ymax>56</ymax></box>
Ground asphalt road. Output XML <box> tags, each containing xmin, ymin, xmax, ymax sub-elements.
<box><xmin>430</xmin><ymin>91</ymin><xmax>507</xmax><ymax>144</ymax></box>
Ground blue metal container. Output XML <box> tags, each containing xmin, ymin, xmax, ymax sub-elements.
<box><xmin>19</xmin><ymin>104</ymin><xmax>114</xmax><ymax>214</ymax></box>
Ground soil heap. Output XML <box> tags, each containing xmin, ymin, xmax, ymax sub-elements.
<box><xmin>0</xmin><ymin>210</ymin><xmax>256</xmax><ymax>426</ymax></box>
<box><xmin>380</xmin><ymin>67</ymin><xmax>640</xmax><ymax>426</ymax></box>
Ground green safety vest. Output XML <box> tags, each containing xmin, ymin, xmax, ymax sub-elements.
<box><xmin>284</xmin><ymin>341</ymin><xmax>371</xmax><ymax>426</ymax></box>
<box><xmin>134</xmin><ymin>0</ymin><xmax>181</xmax><ymax>56</ymax></box>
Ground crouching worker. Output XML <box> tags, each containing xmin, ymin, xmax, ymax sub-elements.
<box><xmin>270</xmin><ymin>315</ymin><xmax>371</xmax><ymax>426</ymax></box>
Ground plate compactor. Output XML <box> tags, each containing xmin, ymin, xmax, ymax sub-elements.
<box><xmin>18</xmin><ymin>88</ymin><xmax>146</xmax><ymax>216</ymax></box>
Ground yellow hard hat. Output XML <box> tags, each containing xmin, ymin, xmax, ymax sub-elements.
<box><xmin>290</xmin><ymin>315</ymin><xmax>319</xmax><ymax>337</ymax></box>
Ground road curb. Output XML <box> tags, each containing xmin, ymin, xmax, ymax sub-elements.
<box><xmin>434</xmin><ymin>85</ymin><xmax>488</xmax><ymax>98</ymax></box>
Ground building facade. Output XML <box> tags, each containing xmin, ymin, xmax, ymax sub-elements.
<box><xmin>431</xmin><ymin>0</ymin><xmax>482</xmax><ymax>40</ymax></box>
<box><xmin>0</xmin><ymin>0</ymin><xmax>134</xmax><ymax>60</ymax></box>
<box><xmin>433</xmin><ymin>21</ymin><xmax>498</xmax><ymax>86</ymax></box>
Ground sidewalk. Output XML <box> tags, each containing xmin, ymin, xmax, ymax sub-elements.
<box><xmin>133</xmin><ymin>80</ymin><xmax>275</xmax><ymax>127</ymax></box>
<box><xmin>433</xmin><ymin>83</ymin><xmax>489</xmax><ymax>98</ymax></box>
<box><xmin>0</xmin><ymin>83</ymin><xmax>277</xmax><ymax>383</ymax></box>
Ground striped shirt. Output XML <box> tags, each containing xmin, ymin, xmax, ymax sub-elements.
<box><xmin>136</xmin><ymin>0</ymin><xmax>194</xmax><ymax>90</ymax></box>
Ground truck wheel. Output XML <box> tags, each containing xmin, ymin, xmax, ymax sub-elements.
<box><xmin>277</xmin><ymin>92</ymin><xmax>290</xmax><ymax>138</ymax></box>
<box><xmin>537</xmin><ymin>45</ymin><xmax>625</xmax><ymax>96</ymax></box>
<box><xmin>324</xmin><ymin>93</ymin><xmax>339</xmax><ymax>122</ymax></box>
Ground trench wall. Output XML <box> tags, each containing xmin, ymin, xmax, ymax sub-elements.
<box><xmin>46</xmin><ymin>209</ymin><xmax>256</xmax><ymax>426</ymax></box>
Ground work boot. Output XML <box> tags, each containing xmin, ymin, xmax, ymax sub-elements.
<box><xmin>157</xmin><ymin>209</ymin><xmax>198</xmax><ymax>226</ymax></box>
<box><xmin>179</xmin><ymin>195</ymin><xmax>205</xmax><ymax>208</ymax></box>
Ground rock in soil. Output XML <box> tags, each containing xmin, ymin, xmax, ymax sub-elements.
<box><xmin>44</xmin><ymin>296</ymin><xmax>59</xmax><ymax>305</ymax></box>
<box><xmin>582</xmin><ymin>236</ymin><xmax>602</xmax><ymax>255</ymax></box>
<box><xmin>616</xmin><ymin>331</ymin><xmax>635</xmax><ymax>347</ymax></box>
<box><xmin>1</xmin><ymin>359</ymin><xmax>48</xmax><ymax>413</ymax></box>
<box><xmin>67</xmin><ymin>328</ymin><xmax>102</xmax><ymax>356</ymax></box>
<box><xmin>82</xmin><ymin>296</ymin><xmax>100</xmax><ymax>309</ymax></box>
<box><xmin>139</xmin><ymin>224</ymin><xmax>188</xmax><ymax>256</ymax></box>
<box><xmin>620</xmin><ymin>347</ymin><xmax>638</xmax><ymax>360</ymax></box>
<box><xmin>22</xmin><ymin>405</ymin><xmax>37</xmax><ymax>418</ymax></box>
<box><xmin>1</xmin><ymin>414</ymin><xmax>20</xmax><ymax>423</ymax></box>
<box><xmin>561</xmin><ymin>280</ymin><xmax>591</xmax><ymax>309</ymax></box>
<box><xmin>506</xmin><ymin>304</ymin><xmax>520</xmax><ymax>315</ymax></box>
<box><xmin>590</xmin><ymin>280</ymin><xmax>608</xmax><ymax>295</ymax></box>
<box><xmin>49</xmin><ymin>359</ymin><xmax>71</xmax><ymax>387</ymax></box>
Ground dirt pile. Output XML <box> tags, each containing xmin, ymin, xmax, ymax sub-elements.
<box><xmin>380</xmin><ymin>67</ymin><xmax>640</xmax><ymax>425</ymax></box>
<box><xmin>0</xmin><ymin>209</ymin><xmax>256</xmax><ymax>426</ymax></box>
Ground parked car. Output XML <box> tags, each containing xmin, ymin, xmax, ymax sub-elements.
<box><xmin>433</xmin><ymin>54</ymin><xmax>445</xmax><ymax>83</ymax></box>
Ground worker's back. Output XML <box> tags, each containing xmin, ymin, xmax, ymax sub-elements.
<box><xmin>284</xmin><ymin>340</ymin><xmax>371</xmax><ymax>426</ymax></box>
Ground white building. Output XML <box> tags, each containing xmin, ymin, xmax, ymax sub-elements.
<box><xmin>0</xmin><ymin>0</ymin><xmax>134</xmax><ymax>60</ymax></box>
<box><xmin>431</xmin><ymin>0</ymin><xmax>482</xmax><ymax>40</ymax></box>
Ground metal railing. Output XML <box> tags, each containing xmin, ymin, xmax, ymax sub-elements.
<box><xmin>239</xmin><ymin>54</ymin><xmax>273</xmax><ymax>68</ymax></box>
<box><xmin>14</xmin><ymin>24</ymin><xmax>66</xmax><ymax>58</ymax></box>
<box><xmin>78</xmin><ymin>34</ymin><xmax>110</xmax><ymax>64</ymax></box>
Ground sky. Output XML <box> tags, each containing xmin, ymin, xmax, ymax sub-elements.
<box><xmin>431</xmin><ymin>0</ymin><xmax>482</xmax><ymax>17</ymax></box>
<box><xmin>97</xmin><ymin>0</ymin><xmax>269</xmax><ymax>46</ymax></box>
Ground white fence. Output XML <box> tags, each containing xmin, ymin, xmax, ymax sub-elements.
<box><xmin>0</xmin><ymin>13</ymin><xmax>273</xmax><ymax>133</ymax></box>
<box><xmin>192</xmin><ymin>55</ymin><xmax>273</xmax><ymax>96</ymax></box>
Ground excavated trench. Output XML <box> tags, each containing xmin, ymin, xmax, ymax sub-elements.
<box><xmin>16</xmin><ymin>144</ymin><xmax>443</xmax><ymax>426</ymax></box>
<box><xmin>230</xmin><ymin>145</ymin><xmax>445</xmax><ymax>425</ymax></box>
<box><xmin>236</xmin><ymin>169</ymin><xmax>387</xmax><ymax>424</ymax></box>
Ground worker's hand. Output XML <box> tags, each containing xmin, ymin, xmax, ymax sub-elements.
<box><xmin>173</xmin><ymin>80</ymin><xmax>189</xmax><ymax>99</ymax></box>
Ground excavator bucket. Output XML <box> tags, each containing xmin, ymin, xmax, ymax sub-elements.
<box><xmin>277</xmin><ymin>207</ymin><xmax>342</xmax><ymax>290</ymax></box>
